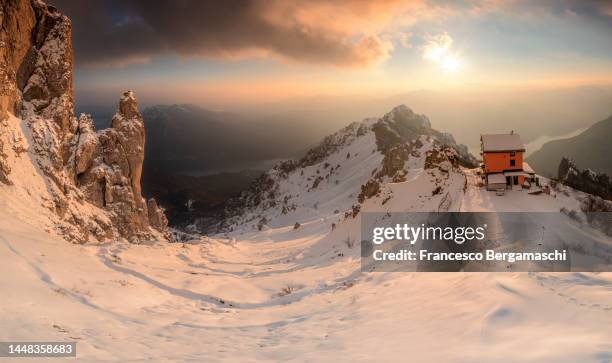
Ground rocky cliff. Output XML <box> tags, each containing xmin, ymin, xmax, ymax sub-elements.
<box><xmin>0</xmin><ymin>0</ymin><xmax>167</xmax><ymax>242</ymax></box>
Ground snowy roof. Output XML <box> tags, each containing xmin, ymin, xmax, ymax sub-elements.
<box><xmin>523</xmin><ymin>162</ymin><xmax>535</xmax><ymax>174</ymax></box>
<box><xmin>487</xmin><ymin>173</ymin><xmax>506</xmax><ymax>184</ymax></box>
<box><xmin>481</xmin><ymin>133</ymin><xmax>525</xmax><ymax>152</ymax></box>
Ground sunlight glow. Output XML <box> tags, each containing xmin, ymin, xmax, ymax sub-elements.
<box><xmin>423</xmin><ymin>43</ymin><xmax>448</xmax><ymax>62</ymax></box>
<box><xmin>422</xmin><ymin>33</ymin><xmax>453</xmax><ymax>62</ymax></box>
<box><xmin>442</xmin><ymin>55</ymin><xmax>460</xmax><ymax>72</ymax></box>
<box><xmin>421</xmin><ymin>33</ymin><xmax>462</xmax><ymax>73</ymax></box>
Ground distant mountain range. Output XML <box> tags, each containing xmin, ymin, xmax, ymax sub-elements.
<box><xmin>527</xmin><ymin>115</ymin><xmax>612</xmax><ymax>177</ymax></box>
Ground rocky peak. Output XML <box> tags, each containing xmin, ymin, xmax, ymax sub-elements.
<box><xmin>384</xmin><ymin>104</ymin><xmax>432</xmax><ymax>130</ymax></box>
<box><xmin>116</xmin><ymin>90</ymin><xmax>141</xmax><ymax>121</ymax></box>
<box><xmin>372</xmin><ymin>105</ymin><xmax>476</xmax><ymax>167</ymax></box>
<box><xmin>76</xmin><ymin>91</ymin><xmax>167</xmax><ymax>241</ymax></box>
<box><xmin>108</xmin><ymin>90</ymin><xmax>146</xmax><ymax>209</ymax></box>
<box><xmin>373</xmin><ymin>105</ymin><xmax>432</xmax><ymax>153</ymax></box>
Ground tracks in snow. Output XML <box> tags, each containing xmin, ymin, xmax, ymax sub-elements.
<box><xmin>96</xmin><ymin>246</ymin><xmax>362</xmax><ymax>310</ymax></box>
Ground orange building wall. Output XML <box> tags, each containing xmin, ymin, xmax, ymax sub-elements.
<box><xmin>483</xmin><ymin>151</ymin><xmax>523</xmax><ymax>173</ymax></box>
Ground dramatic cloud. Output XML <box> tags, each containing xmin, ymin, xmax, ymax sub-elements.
<box><xmin>50</xmin><ymin>0</ymin><xmax>423</xmax><ymax>68</ymax></box>
<box><xmin>48</xmin><ymin>0</ymin><xmax>612</xmax><ymax>69</ymax></box>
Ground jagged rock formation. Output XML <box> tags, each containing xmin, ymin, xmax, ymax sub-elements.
<box><xmin>0</xmin><ymin>0</ymin><xmax>167</xmax><ymax>242</ymax></box>
<box><xmin>75</xmin><ymin>91</ymin><xmax>167</xmax><ymax>240</ymax></box>
<box><xmin>558</xmin><ymin>157</ymin><xmax>611</xmax><ymax>201</ymax></box>
<box><xmin>147</xmin><ymin>197</ymin><xmax>169</xmax><ymax>231</ymax></box>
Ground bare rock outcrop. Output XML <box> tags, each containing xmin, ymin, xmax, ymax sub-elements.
<box><xmin>558</xmin><ymin>157</ymin><xmax>611</xmax><ymax>201</ymax></box>
<box><xmin>372</xmin><ymin>105</ymin><xmax>477</xmax><ymax>167</ymax></box>
<box><xmin>1</xmin><ymin>0</ymin><xmax>37</xmax><ymax>118</ymax></box>
<box><xmin>73</xmin><ymin>113</ymin><xmax>97</xmax><ymax>174</ymax></box>
<box><xmin>76</xmin><ymin>91</ymin><xmax>168</xmax><ymax>240</ymax></box>
<box><xmin>358</xmin><ymin>180</ymin><xmax>381</xmax><ymax>203</ymax></box>
<box><xmin>376</xmin><ymin>143</ymin><xmax>412</xmax><ymax>180</ymax></box>
<box><xmin>147</xmin><ymin>198</ymin><xmax>168</xmax><ymax>232</ymax></box>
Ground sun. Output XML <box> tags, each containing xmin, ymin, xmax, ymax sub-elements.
<box><xmin>421</xmin><ymin>32</ymin><xmax>463</xmax><ymax>73</ymax></box>
<box><xmin>442</xmin><ymin>55</ymin><xmax>460</xmax><ymax>72</ymax></box>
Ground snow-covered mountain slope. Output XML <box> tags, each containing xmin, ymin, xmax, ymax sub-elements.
<box><xmin>2</xmin><ymin>104</ymin><xmax>610</xmax><ymax>362</ymax></box>
<box><xmin>218</xmin><ymin>105</ymin><xmax>477</xmax><ymax>235</ymax></box>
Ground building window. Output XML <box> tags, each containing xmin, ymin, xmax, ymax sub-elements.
<box><xmin>510</xmin><ymin>151</ymin><xmax>516</xmax><ymax>156</ymax></box>
<box><xmin>510</xmin><ymin>159</ymin><xmax>516</xmax><ymax>167</ymax></box>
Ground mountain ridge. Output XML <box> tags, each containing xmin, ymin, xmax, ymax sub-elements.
<box><xmin>208</xmin><ymin>104</ymin><xmax>478</xmax><ymax>234</ymax></box>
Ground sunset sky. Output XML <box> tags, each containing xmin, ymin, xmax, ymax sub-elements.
<box><xmin>51</xmin><ymin>0</ymin><xmax>612</xmax><ymax>108</ymax></box>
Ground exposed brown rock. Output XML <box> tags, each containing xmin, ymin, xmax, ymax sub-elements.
<box><xmin>358</xmin><ymin>179</ymin><xmax>381</xmax><ymax>203</ymax></box>
<box><xmin>351</xmin><ymin>204</ymin><xmax>361</xmax><ymax>218</ymax></box>
<box><xmin>77</xmin><ymin>91</ymin><xmax>167</xmax><ymax>240</ymax></box>
<box><xmin>311</xmin><ymin>176</ymin><xmax>323</xmax><ymax>189</ymax></box>
<box><xmin>1</xmin><ymin>0</ymin><xmax>74</xmax><ymax>183</ymax></box>
<box><xmin>74</xmin><ymin>114</ymin><xmax>98</xmax><ymax>175</ymax></box>
<box><xmin>424</xmin><ymin>146</ymin><xmax>459</xmax><ymax>171</ymax></box>
<box><xmin>376</xmin><ymin>143</ymin><xmax>411</xmax><ymax>180</ymax></box>
<box><xmin>112</xmin><ymin>91</ymin><xmax>146</xmax><ymax>209</ymax></box>
<box><xmin>147</xmin><ymin>198</ymin><xmax>168</xmax><ymax>232</ymax></box>
<box><xmin>0</xmin><ymin>0</ymin><xmax>37</xmax><ymax>118</ymax></box>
